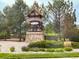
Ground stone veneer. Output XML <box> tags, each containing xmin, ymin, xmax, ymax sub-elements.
<box><xmin>26</xmin><ymin>32</ymin><xmax>44</xmax><ymax>43</ymax></box>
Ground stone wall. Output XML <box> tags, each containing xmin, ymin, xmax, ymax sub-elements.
<box><xmin>26</xmin><ymin>32</ymin><xmax>44</xmax><ymax>43</ymax></box>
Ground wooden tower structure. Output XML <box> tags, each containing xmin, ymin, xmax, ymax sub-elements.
<box><xmin>25</xmin><ymin>2</ymin><xmax>44</xmax><ymax>43</ymax></box>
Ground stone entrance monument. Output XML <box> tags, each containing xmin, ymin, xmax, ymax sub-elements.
<box><xmin>25</xmin><ymin>2</ymin><xmax>44</xmax><ymax>43</ymax></box>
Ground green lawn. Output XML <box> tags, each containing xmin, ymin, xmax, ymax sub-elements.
<box><xmin>47</xmin><ymin>33</ymin><xmax>58</xmax><ymax>36</ymax></box>
<box><xmin>0</xmin><ymin>52</ymin><xmax>79</xmax><ymax>58</ymax></box>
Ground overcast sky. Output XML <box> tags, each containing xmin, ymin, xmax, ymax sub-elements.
<box><xmin>0</xmin><ymin>0</ymin><xmax>79</xmax><ymax>24</ymax></box>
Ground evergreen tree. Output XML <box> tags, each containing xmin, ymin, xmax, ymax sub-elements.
<box><xmin>3</xmin><ymin>0</ymin><xmax>29</xmax><ymax>41</ymax></box>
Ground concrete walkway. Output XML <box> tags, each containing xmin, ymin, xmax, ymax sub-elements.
<box><xmin>73</xmin><ymin>49</ymin><xmax>79</xmax><ymax>52</ymax></box>
<box><xmin>0</xmin><ymin>41</ymin><xmax>29</xmax><ymax>52</ymax></box>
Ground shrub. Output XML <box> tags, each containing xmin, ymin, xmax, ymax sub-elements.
<box><xmin>28</xmin><ymin>40</ymin><xmax>64</xmax><ymax>48</ymax></box>
<box><xmin>21</xmin><ymin>47</ymin><xmax>45</xmax><ymax>52</ymax></box>
<box><xmin>28</xmin><ymin>41</ymin><xmax>46</xmax><ymax>48</ymax></box>
<box><xmin>0</xmin><ymin>32</ymin><xmax>10</xmax><ymax>39</ymax></box>
<box><xmin>55</xmin><ymin>49</ymin><xmax>64</xmax><ymax>52</ymax></box>
<box><xmin>71</xmin><ymin>42</ymin><xmax>79</xmax><ymax>48</ymax></box>
<box><xmin>10</xmin><ymin>47</ymin><xmax>15</xmax><ymax>52</ymax></box>
<box><xmin>48</xmin><ymin>40</ymin><xmax>64</xmax><ymax>48</ymax></box>
<box><xmin>29</xmin><ymin>48</ymin><xmax>43</xmax><ymax>52</ymax></box>
<box><xmin>45</xmin><ymin>48</ymin><xmax>54</xmax><ymax>52</ymax></box>
<box><xmin>21</xmin><ymin>46</ymin><xmax>29</xmax><ymax>51</ymax></box>
<box><xmin>64</xmin><ymin>47</ymin><xmax>73</xmax><ymax>51</ymax></box>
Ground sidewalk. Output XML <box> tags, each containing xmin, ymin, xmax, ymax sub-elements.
<box><xmin>73</xmin><ymin>49</ymin><xmax>79</xmax><ymax>52</ymax></box>
<box><xmin>0</xmin><ymin>41</ymin><xmax>29</xmax><ymax>52</ymax></box>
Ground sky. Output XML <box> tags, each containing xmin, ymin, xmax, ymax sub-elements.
<box><xmin>0</xmin><ymin>0</ymin><xmax>79</xmax><ymax>25</ymax></box>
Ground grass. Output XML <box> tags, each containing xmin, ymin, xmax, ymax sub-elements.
<box><xmin>47</xmin><ymin>33</ymin><xmax>58</xmax><ymax>36</ymax></box>
<box><xmin>0</xmin><ymin>52</ymin><xmax>79</xmax><ymax>58</ymax></box>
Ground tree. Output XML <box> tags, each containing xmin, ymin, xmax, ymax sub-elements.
<box><xmin>48</xmin><ymin>0</ymin><xmax>65</xmax><ymax>33</ymax></box>
<box><xmin>48</xmin><ymin>0</ymin><xmax>76</xmax><ymax>39</ymax></box>
<box><xmin>13</xmin><ymin>0</ymin><xmax>26</xmax><ymax>41</ymax></box>
<box><xmin>41</xmin><ymin>4</ymin><xmax>54</xmax><ymax>34</ymax></box>
<box><xmin>3</xmin><ymin>0</ymin><xmax>29</xmax><ymax>41</ymax></box>
<box><xmin>44</xmin><ymin>22</ymin><xmax>54</xmax><ymax>34</ymax></box>
<box><xmin>0</xmin><ymin>11</ymin><xmax>9</xmax><ymax>40</ymax></box>
<box><xmin>63</xmin><ymin>1</ymin><xmax>76</xmax><ymax>39</ymax></box>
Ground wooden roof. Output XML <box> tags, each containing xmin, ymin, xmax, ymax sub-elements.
<box><xmin>28</xmin><ymin>1</ymin><xmax>43</xmax><ymax>17</ymax></box>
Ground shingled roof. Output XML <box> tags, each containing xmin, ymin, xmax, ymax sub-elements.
<box><xmin>27</xmin><ymin>1</ymin><xmax>43</xmax><ymax>17</ymax></box>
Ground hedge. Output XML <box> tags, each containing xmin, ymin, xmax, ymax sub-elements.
<box><xmin>28</xmin><ymin>40</ymin><xmax>64</xmax><ymax>48</ymax></box>
<box><xmin>72</xmin><ymin>42</ymin><xmax>79</xmax><ymax>48</ymax></box>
